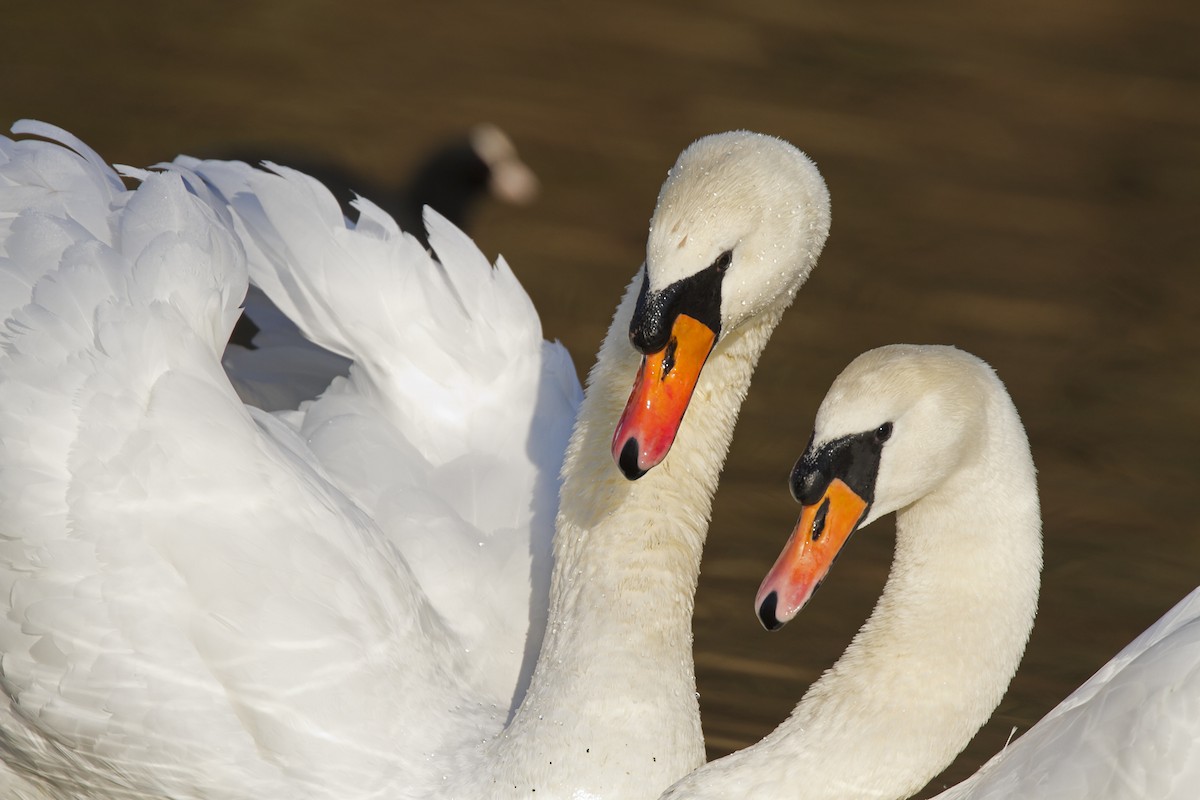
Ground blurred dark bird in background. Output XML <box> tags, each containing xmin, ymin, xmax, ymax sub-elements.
<box><xmin>395</xmin><ymin>123</ymin><xmax>538</xmax><ymax>247</ymax></box>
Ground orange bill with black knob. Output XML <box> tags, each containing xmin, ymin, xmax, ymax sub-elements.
<box><xmin>755</xmin><ymin>478</ymin><xmax>870</xmax><ymax>630</ymax></box>
<box><xmin>612</xmin><ymin>313</ymin><xmax>717</xmax><ymax>480</ymax></box>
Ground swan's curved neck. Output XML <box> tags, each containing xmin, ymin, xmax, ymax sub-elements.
<box><xmin>668</xmin><ymin>379</ymin><xmax>1042</xmax><ymax>800</ymax></box>
<box><xmin>480</xmin><ymin>272</ymin><xmax>785</xmax><ymax>798</ymax></box>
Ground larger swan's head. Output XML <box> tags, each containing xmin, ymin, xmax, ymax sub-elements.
<box><xmin>755</xmin><ymin>345</ymin><xmax>995</xmax><ymax>629</ymax></box>
<box><xmin>612</xmin><ymin>132</ymin><xmax>831</xmax><ymax>480</ymax></box>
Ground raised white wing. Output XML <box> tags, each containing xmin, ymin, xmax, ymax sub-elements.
<box><xmin>179</xmin><ymin>155</ymin><xmax>581</xmax><ymax>707</ymax></box>
<box><xmin>0</xmin><ymin>121</ymin><xmax>579</xmax><ymax>799</ymax></box>
<box><xmin>937</xmin><ymin>586</ymin><xmax>1200</xmax><ymax>799</ymax></box>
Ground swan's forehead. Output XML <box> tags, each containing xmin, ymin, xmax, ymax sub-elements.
<box><xmin>813</xmin><ymin>380</ymin><xmax>899</xmax><ymax>445</ymax></box>
<box><xmin>645</xmin><ymin>151</ymin><xmax>759</xmax><ymax>289</ymax></box>
<box><xmin>813</xmin><ymin>345</ymin><xmax>976</xmax><ymax>445</ymax></box>
<box><xmin>644</xmin><ymin>131</ymin><xmax>827</xmax><ymax>291</ymax></box>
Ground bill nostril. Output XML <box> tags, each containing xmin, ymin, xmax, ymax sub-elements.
<box><xmin>811</xmin><ymin>497</ymin><xmax>831</xmax><ymax>541</ymax></box>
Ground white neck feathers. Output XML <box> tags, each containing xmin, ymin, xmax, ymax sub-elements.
<box><xmin>471</xmin><ymin>273</ymin><xmax>786</xmax><ymax>799</ymax></box>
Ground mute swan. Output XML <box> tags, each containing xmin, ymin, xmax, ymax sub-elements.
<box><xmin>0</xmin><ymin>122</ymin><xmax>831</xmax><ymax>799</ymax></box>
<box><xmin>662</xmin><ymin>344</ymin><xmax>1200</xmax><ymax>799</ymax></box>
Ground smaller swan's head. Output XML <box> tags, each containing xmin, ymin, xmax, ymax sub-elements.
<box><xmin>755</xmin><ymin>345</ymin><xmax>994</xmax><ymax>630</ymax></box>
<box><xmin>612</xmin><ymin>132</ymin><xmax>832</xmax><ymax>480</ymax></box>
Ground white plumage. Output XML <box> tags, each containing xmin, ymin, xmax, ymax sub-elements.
<box><xmin>936</xmin><ymin>585</ymin><xmax>1200</xmax><ymax>799</ymax></box>
<box><xmin>172</xmin><ymin>154</ymin><xmax>579</xmax><ymax>707</ymax></box>
<box><xmin>0</xmin><ymin>119</ymin><xmax>579</xmax><ymax>799</ymax></box>
<box><xmin>0</xmin><ymin>122</ymin><xmax>832</xmax><ymax>799</ymax></box>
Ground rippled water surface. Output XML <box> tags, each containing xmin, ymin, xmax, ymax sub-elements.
<box><xmin>7</xmin><ymin>1</ymin><xmax>1200</xmax><ymax>794</ymax></box>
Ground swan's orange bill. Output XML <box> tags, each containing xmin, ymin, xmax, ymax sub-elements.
<box><xmin>611</xmin><ymin>313</ymin><xmax>717</xmax><ymax>480</ymax></box>
<box><xmin>756</xmin><ymin>478</ymin><xmax>869</xmax><ymax>630</ymax></box>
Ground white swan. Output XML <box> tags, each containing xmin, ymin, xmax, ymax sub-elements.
<box><xmin>662</xmin><ymin>344</ymin><xmax>1200</xmax><ymax>799</ymax></box>
<box><xmin>0</xmin><ymin>122</ymin><xmax>831</xmax><ymax>799</ymax></box>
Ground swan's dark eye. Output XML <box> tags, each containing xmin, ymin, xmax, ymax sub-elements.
<box><xmin>874</xmin><ymin>422</ymin><xmax>893</xmax><ymax>443</ymax></box>
<box><xmin>713</xmin><ymin>250</ymin><xmax>733</xmax><ymax>272</ymax></box>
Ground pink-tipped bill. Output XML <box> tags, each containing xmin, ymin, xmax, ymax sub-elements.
<box><xmin>756</xmin><ymin>478</ymin><xmax>869</xmax><ymax>629</ymax></box>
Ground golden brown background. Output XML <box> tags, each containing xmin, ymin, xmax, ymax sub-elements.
<box><xmin>6</xmin><ymin>1</ymin><xmax>1200</xmax><ymax>794</ymax></box>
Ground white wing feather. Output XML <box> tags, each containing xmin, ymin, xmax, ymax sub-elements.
<box><xmin>937</xmin><ymin>587</ymin><xmax>1200</xmax><ymax>799</ymax></box>
<box><xmin>0</xmin><ymin>123</ymin><xmax>581</xmax><ymax>798</ymax></box>
<box><xmin>179</xmin><ymin>156</ymin><xmax>580</xmax><ymax>705</ymax></box>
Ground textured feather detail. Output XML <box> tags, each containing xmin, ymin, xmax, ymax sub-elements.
<box><xmin>176</xmin><ymin>153</ymin><xmax>580</xmax><ymax>711</ymax></box>
<box><xmin>0</xmin><ymin>125</ymin><xmax>573</xmax><ymax>800</ymax></box>
<box><xmin>0</xmin><ymin>124</ymin><xmax>582</xmax><ymax>798</ymax></box>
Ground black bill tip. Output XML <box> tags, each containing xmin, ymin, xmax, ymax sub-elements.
<box><xmin>757</xmin><ymin>591</ymin><xmax>783</xmax><ymax>631</ymax></box>
<box><xmin>618</xmin><ymin>438</ymin><xmax>647</xmax><ymax>481</ymax></box>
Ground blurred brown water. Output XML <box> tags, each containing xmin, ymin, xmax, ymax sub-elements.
<box><xmin>6</xmin><ymin>1</ymin><xmax>1200</xmax><ymax>795</ymax></box>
